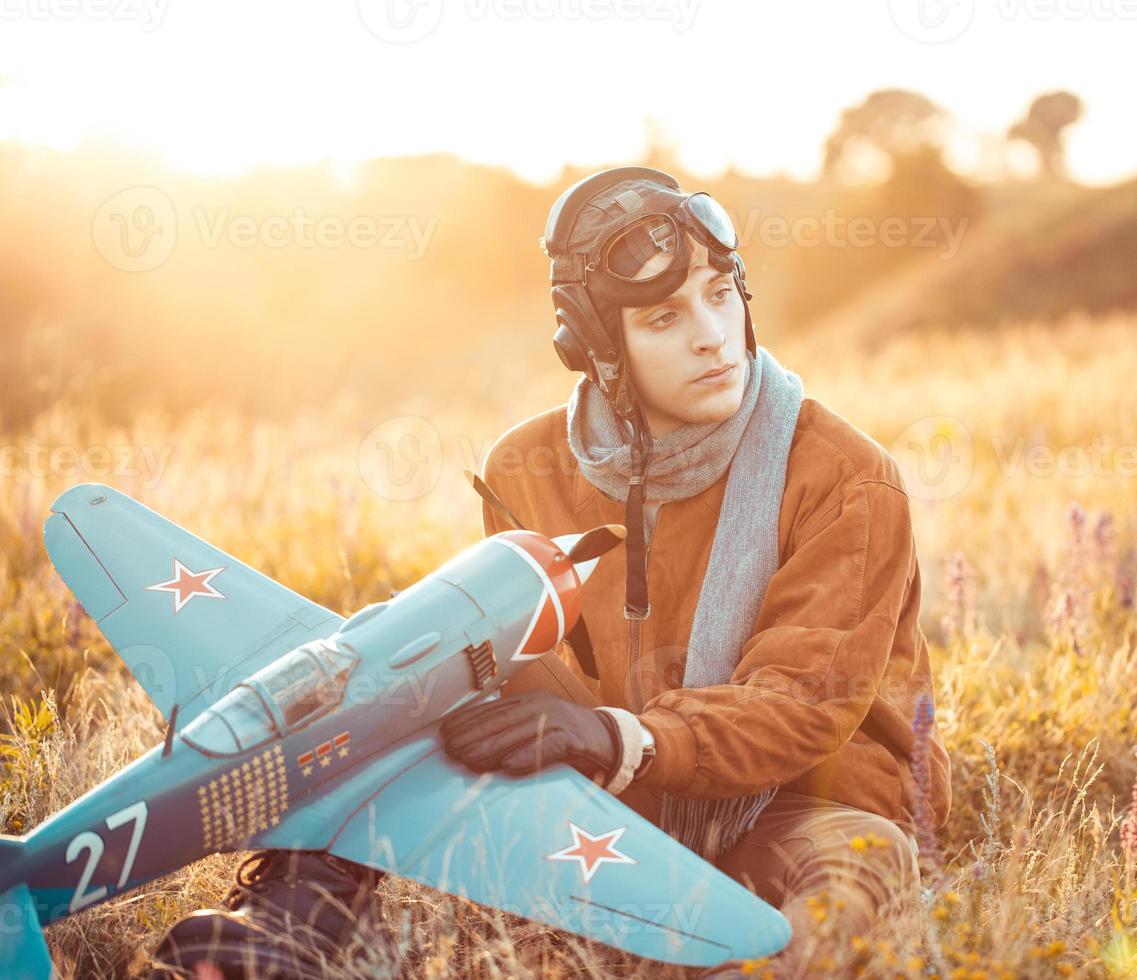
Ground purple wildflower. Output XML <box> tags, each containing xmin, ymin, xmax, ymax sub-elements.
<box><xmin>1094</xmin><ymin>510</ymin><xmax>1116</xmax><ymax>571</ymax></box>
<box><xmin>1122</xmin><ymin>748</ymin><xmax>1137</xmax><ymax>856</ymax></box>
<box><xmin>941</xmin><ymin>551</ymin><xmax>977</xmax><ymax>641</ymax></box>
<box><xmin>912</xmin><ymin>692</ymin><xmax>945</xmax><ymax>878</ymax></box>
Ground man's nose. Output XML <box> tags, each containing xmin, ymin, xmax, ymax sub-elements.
<box><xmin>691</xmin><ymin>304</ymin><xmax>726</xmax><ymax>352</ymax></box>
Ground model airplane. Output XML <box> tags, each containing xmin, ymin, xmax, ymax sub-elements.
<box><xmin>0</xmin><ymin>477</ymin><xmax>791</xmax><ymax>977</ymax></box>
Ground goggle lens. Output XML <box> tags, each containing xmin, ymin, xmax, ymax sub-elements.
<box><xmin>595</xmin><ymin>192</ymin><xmax>737</xmax><ymax>284</ymax></box>
<box><xmin>684</xmin><ymin>192</ymin><xmax>738</xmax><ymax>251</ymax></box>
<box><xmin>602</xmin><ymin>214</ymin><xmax>682</xmax><ymax>281</ymax></box>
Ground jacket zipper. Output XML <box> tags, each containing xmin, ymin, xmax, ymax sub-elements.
<box><xmin>627</xmin><ymin>504</ymin><xmax>660</xmax><ymax>713</ymax></box>
<box><xmin>629</xmin><ymin>616</ymin><xmax>646</xmax><ymax>712</ymax></box>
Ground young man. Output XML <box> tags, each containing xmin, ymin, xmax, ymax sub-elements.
<box><xmin>151</xmin><ymin>166</ymin><xmax>951</xmax><ymax>979</ymax></box>
<box><xmin>439</xmin><ymin>166</ymin><xmax>952</xmax><ymax>977</ymax></box>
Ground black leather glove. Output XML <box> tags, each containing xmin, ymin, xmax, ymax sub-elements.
<box><xmin>439</xmin><ymin>688</ymin><xmax>623</xmax><ymax>783</ymax></box>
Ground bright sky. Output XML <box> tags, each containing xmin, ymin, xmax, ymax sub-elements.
<box><xmin>0</xmin><ymin>0</ymin><xmax>1133</xmax><ymax>185</ymax></box>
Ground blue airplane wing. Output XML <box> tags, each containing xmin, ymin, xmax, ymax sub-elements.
<box><xmin>44</xmin><ymin>483</ymin><xmax>344</xmax><ymax>725</ymax></box>
<box><xmin>0</xmin><ymin>882</ymin><xmax>53</xmax><ymax>980</ymax></box>
<box><xmin>255</xmin><ymin>729</ymin><xmax>791</xmax><ymax>967</ymax></box>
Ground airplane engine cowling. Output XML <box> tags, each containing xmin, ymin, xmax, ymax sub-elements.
<box><xmin>494</xmin><ymin>530</ymin><xmax>582</xmax><ymax>655</ymax></box>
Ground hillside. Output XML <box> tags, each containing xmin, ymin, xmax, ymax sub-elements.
<box><xmin>808</xmin><ymin>177</ymin><xmax>1137</xmax><ymax>344</ymax></box>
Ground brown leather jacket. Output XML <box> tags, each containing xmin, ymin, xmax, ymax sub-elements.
<box><xmin>480</xmin><ymin>396</ymin><xmax>952</xmax><ymax>835</ymax></box>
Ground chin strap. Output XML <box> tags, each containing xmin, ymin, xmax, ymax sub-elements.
<box><xmin>623</xmin><ymin>412</ymin><xmax>652</xmax><ymax>621</ymax></box>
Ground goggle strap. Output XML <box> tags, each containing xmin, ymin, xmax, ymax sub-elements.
<box><xmin>608</xmin><ymin>188</ymin><xmax>644</xmax><ymax>214</ymax></box>
<box><xmin>549</xmin><ymin>253</ymin><xmax>589</xmax><ymax>283</ymax></box>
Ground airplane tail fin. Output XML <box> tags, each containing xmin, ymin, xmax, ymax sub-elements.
<box><xmin>0</xmin><ymin>838</ymin><xmax>53</xmax><ymax>980</ymax></box>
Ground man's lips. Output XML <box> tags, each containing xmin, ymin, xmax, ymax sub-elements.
<box><xmin>693</xmin><ymin>363</ymin><xmax>736</xmax><ymax>383</ymax></box>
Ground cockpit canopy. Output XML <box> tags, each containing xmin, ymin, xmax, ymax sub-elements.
<box><xmin>182</xmin><ymin>635</ymin><xmax>358</xmax><ymax>756</ymax></box>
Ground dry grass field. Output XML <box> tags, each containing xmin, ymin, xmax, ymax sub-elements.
<box><xmin>3</xmin><ymin>311</ymin><xmax>1137</xmax><ymax>978</ymax></box>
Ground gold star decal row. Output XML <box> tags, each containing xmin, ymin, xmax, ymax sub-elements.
<box><xmin>296</xmin><ymin>731</ymin><xmax>351</xmax><ymax>777</ymax></box>
<box><xmin>197</xmin><ymin>746</ymin><xmax>289</xmax><ymax>850</ymax></box>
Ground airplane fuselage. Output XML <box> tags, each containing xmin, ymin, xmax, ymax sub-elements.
<box><xmin>4</xmin><ymin>529</ymin><xmax>587</xmax><ymax>927</ymax></box>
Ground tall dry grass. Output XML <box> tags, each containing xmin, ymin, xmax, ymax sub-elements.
<box><xmin>3</xmin><ymin>310</ymin><xmax>1137</xmax><ymax>977</ymax></box>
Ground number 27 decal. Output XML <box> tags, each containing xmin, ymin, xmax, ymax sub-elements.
<box><xmin>65</xmin><ymin>800</ymin><xmax>149</xmax><ymax>913</ymax></box>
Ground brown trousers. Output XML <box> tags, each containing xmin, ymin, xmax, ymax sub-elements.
<box><xmin>507</xmin><ymin>656</ymin><xmax>923</xmax><ymax>978</ymax></box>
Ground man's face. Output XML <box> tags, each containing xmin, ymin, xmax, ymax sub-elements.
<box><xmin>618</xmin><ymin>235</ymin><xmax>748</xmax><ymax>437</ymax></box>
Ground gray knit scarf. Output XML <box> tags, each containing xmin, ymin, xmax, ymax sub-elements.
<box><xmin>566</xmin><ymin>345</ymin><xmax>805</xmax><ymax>861</ymax></box>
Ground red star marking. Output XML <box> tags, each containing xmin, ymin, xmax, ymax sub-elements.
<box><xmin>146</xmin><ymin>559</ymin><xmax>227</xmax><ymax>614</ymax></box>
<box><xmin>545</xmin><ymin>821</ymin><xmax>636</xmax><ymax>884</ymax></box>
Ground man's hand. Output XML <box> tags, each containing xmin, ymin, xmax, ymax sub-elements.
<box><xmin>439</xmin><ymin>688</ymin><xmax>623</xmax><ymax>782</ymax></box>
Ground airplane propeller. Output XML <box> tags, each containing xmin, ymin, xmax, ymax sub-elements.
<box><xmin>467</xmin><ymin>471</ymin><xmax>526</xmax><ymax>533</ymax></box>
<box><xmin>565</xmin><ymin>524</ymin><xmax>626</xmax><ymax>564</ymax></box>
<box><xmin>463</xmin><ymin>469</ymin><xmax>626</xmax><ymax>680</ymax></box>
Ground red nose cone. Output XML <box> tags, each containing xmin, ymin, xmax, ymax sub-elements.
<box><xmin>498</xmin><ymin>530</ymin><xmax>583</xmax><ymax>654</ymax></box>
